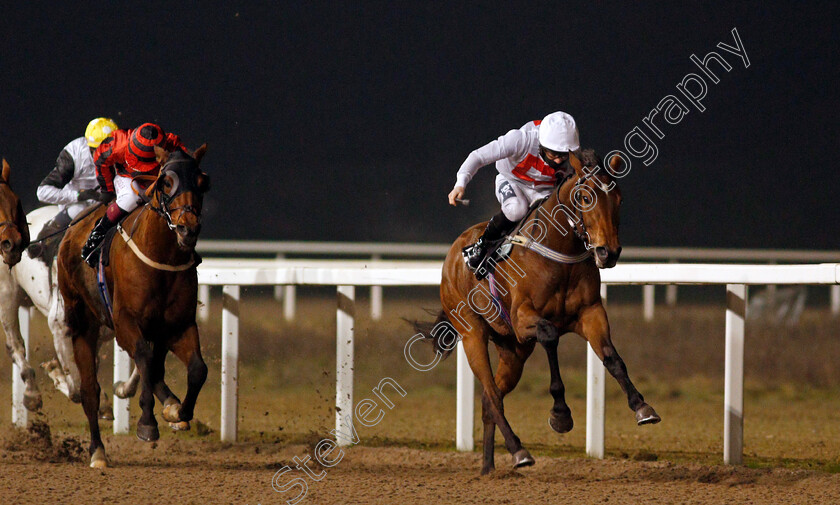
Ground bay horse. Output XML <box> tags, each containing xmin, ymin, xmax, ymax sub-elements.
<box><xmin>0</xmin><ymin>159</ymin><xmax>30</xmax><ymax>266</ymax></box>
<box><xmin>57</xmin><ymin>146</ymin><xmax>210</xmax><ymax>468</ymax></box>
<box><xmin>432</xmin><ymin>150</ymin><xmax>659</xmax><ymax>474</ymax></box>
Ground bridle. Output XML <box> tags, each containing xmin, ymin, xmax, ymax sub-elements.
<box><xmin>0</xmin><ymin>180</ymin><xmax>23</xmax><ymax>238</ymax></box>
<box><xmin>149</xmin><ymin>158</ymin><xmax>202</xmax><ymax>231</ymax></box>
<box><xmin>547</xmin><ymin>173</ymin><xmax>594</xmax><ymax>251</ymax></box>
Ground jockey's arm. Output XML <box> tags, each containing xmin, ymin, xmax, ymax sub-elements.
<box><xmin>163</xmin><ymin>133</ymin><xmax>186</xmax><ymax>153</ymax></box>
<box><xmin>451</xmin><ymin>128</ymin><xmax>526</xmax><ymax>201</ymax></box>
<box><xmin>37</xmin><ymin>149</ymin><xmax>79</xmax><ymax>205</ymax></box>
<box><xmin>94</xmin><ymin>138</ymin><xmax>117</xmax><ymax>193</ymax></box>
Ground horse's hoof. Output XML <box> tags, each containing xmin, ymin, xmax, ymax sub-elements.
<box><xmin>635</xmin><ymin>403</ymin><xmax>661</xmax><ymax>425</ymax></box>
<box><xmin>113</xmin><ymin>381</ymin><xmax>129</xmax><ymax>399</ymax></box>
<box><xmin>549</xmin><ymin>411</ymin><xmax>574</xmax><ymax>433</ymax></box>
<box><xmin>162</xmin><ymin>402</ymin><xmax>182</xmax><ymax>423</ymax></box>
<box><xmin>512</xmin><ymin>449</ymin><xmax>535</xmax><ymax>468</ymax></box>
<box><xmin>169</xmin><ymin>421</ymin><xmax>190</xmax><ymax>431</ymax></box>
<box><xmin>99</xmin><ymin>406</ymin><xmax>114</xmax><ymax>421</ymax></box>
<box><xmin>136</xmin><ymin>423</ymin><xmax>160</xmax><ymax>442</ymax></box>
<box><xmin>23</xmin><ymin>391</ymin><xmax>43</xmax><ymax>412</ymax></box>
<box><xmin>90</xmin><ymin>447</ymin><xmax>109</xmax><ymax>469</ymax></box>
<box><xmin>480</xmin><ymin>464</ymin><xmax>495</xmax><ymax>475</ymax></box>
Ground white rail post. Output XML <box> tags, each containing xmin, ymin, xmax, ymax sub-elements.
<box><xmin>665</xmin><ymin>260</ymin><xmax>678</xmax><ymax>306</ymax></box>
<box><xmin>643</xmin><ymin>284</ymin><xmax>655</xmax><ymax>321</ymax></box>
<box><xmin>12</xmin><ymin>307</ymin><xmax>32</xmax><ymax>428</ymax></box>
<box><xmin>586</xmin><ymin>284</ymin><xmax>607</xmax><ymax>458</ymax></box>
<box><xmin>336</xmin><ymin>286</ymin><xmax>355</xmax><ymax>446</ymax></box>
<box><xmin>831</xmin><ymin>285</ymin><xmax>840</xmax><ymax>316</ymax></box>
<box><xmin>456</xmin><ymin>340</ymin><xmax>474</xmax><ymax>451</ymax></box>
<box><xmin>221</xmin><ymin>285</ymin><xmax>240</xmax><ymax>442</ymax></box>
<box><xmin>370</xmin><ymin>254</ymin><xmax>383</xmax><ymax>321</ymax></box>
<box><xmin>283</xmin><ymin>285</ymin><xmax>296</xmax><ymax>322</ymax></box>
<box><xmin>198</xmin><ymin>284</ymin><xmax>210</xmax><ymax>323</ymax></box>
<box><xmin>274</xmin><ymin>254</ymin><xmax>285</xmax><ymax>301</ymax></box>
<box><xmin>724</xmin><ymin>284</ymin><xmax>747</xmax><ymax>464</ymax></box>
<box><xmin>113</xmin><ymin>341</ymin><xmax>131</xmax><ymax>434</ymax></box>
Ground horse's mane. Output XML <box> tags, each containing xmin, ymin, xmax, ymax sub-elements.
<box><xmin>573</xmin><ymin>148</ymin><xmax>615</xmax><ymax>184</ymax></box>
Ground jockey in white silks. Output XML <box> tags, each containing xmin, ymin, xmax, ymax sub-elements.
<box><xmin>31</xmin><ymin>118</ymin><xmax>118</xmax><ymax>255</ymax></box>
<box><xmin>448</xmin><ymin>111</ymin><xmax>581</xmax><ymax>278</ymax></box>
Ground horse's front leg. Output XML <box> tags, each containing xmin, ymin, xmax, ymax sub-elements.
<box><xmin>167</xmin><ymin>324</ymin><xmax>207</xmax><ymax>424</ymax></box>
<box><xmin>576</xmin><ymin>303</ymin><xmax>660</xmax><ymax>425</ymax></box>
<box><xmin>124</xmin><ymin>326</ymin><xmax>160</xmax><ymax>442</ymax></box>
<box><xmin>44</xmin><ymin>291</ymin><xmax>82</xmax><ymax>403</ymax></box>
<box><xmin>535</xmin><ymin>319</ymin><xmax>574</xmax><ymax>433</ymax></box>
<box><xmin>514</xmin><ymin>306</ymin><xmax>574</xmax><ymax>434</ymax></box>
<box><xmin>0</xmin><ymin>294</ymin><xmax>42</xmax><ymax>411</ymax></box>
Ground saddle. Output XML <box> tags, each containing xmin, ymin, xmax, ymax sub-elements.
<box><xmin>469</xmin><ymin>197</ymin><xmax>548</xmax><ymax>278</ymax></box>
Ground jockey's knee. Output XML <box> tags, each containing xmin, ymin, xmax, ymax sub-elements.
<box><xmin>501</xmin><ymin>200</ymin><xmax>528</xmax><ymax>222</ymax></box>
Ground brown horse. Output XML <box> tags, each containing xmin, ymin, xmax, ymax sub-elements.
<box><xmin>432</xmin><ymin>150</ymin><xmax>659</xmax><ymax>474</ymax></box>
<box><xmin>57</xmin><ymin>146</ymin><xmax>210</xmax><ymax>468</ymax></box>
<box><xmin>0</xmin><ymin>159</ymin><xmax>30</xmax><ymax>266</ymax></box>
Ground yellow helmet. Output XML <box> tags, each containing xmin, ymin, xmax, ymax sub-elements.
<box><xmin>84</xmin><ymin>117</ymin><xmax>119</xmax><ymax>148</ymax></box>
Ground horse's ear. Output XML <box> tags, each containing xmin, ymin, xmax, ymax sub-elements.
<box><xmin>193</xmin><ymin>144</ymin><xmax>207</xmax><ymax>164</ymax></box>
<box><xmin>1</xmin><ymin>159</ymin><xmax>10</xmax><ymax>184</ymax></box>
<box><xmin>154</xmin><ymin>145</ymin><xmax>170</xmax><ymax>165</ymax></box>
<box><xmin>568</xmin><ymin>152</ymin><xmax>584</xmax><ymax>176</ymax></box>
<box><xmin>608</xmin><ymin>154</ymin><xmax>622</xmax><ymax>172</ymax></box>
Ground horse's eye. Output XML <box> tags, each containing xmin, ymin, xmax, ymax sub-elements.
<box><xmin>582</xmin><ymin>195</ymin><xmax>591</xmax><ymax>205</ymax></box>
<box><xmin>164</xmin><ymin>180</ymin><xmax>172</xmax><ymax>189</ymax></box>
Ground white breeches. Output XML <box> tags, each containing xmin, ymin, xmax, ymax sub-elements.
<box><xmin>494</xmin><ymin>174</ymin><xmax>553</xmax><ymax>221</ymax></box>
<box><xmin>114</xmin><ymin>176</ymin><xmax>146</xmax><ymax>213</ymax></box>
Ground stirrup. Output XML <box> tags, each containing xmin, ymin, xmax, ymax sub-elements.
<box><xmin>82</xmin><ymin>240</ymin><xmax>103</xmax><ymax>268</ymax></box>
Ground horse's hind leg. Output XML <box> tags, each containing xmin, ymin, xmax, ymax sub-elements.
<box><xmin>535</xmin><ymin>319</ymin><xmax>574</xmax><ymax>433</ymax></box>
<box><xmin>462</xmin><ymin>331</ymin><xmax>532</xmax><ymax>473</ymax></box>
<box><xmin>0</xmin><ymin>297</ymin><xmax>42</xmax><ymax>411</ymax></box>
<box><xmin>167</xmin><ymin>324</ymin><xmax>208</xmax><ymax>424</ymax></box>
<box><xmin>577</xmin><ymin>304</ymin><xmax>660</xmax><ymax>425</ymax></box>
<box><xmin>73</xmin><ymin>330</ymin><xmax>108</xmax><ymax>468</ymax></box>
<box><xmin>481</xmin><ymin>339</ymin><xmax>535</xmax><ymax>474</ymax></box>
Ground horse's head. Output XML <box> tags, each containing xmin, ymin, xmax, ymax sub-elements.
<box><xmin>0</xmin><ymin>159</ymin><xmax>30</xmax><ymax>266</ymax></box>
<box><xmin>567</xmin><ymin>150</ymin><xmax>623</xmax><ymax>268</ymax></box>
<box><xmin>146</xmin><ymin>145</ymin><xmax>210</xmax><ymax>250</ymax></box>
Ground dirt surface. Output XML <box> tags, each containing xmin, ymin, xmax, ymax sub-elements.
<box><xmin>1</xmin><ymin>428</ymin><xmax>839</xmax><ymax>505</ymax></box>
<box><xmin>2</xmin><ymin>297</ymin><xmax>839</xmax><ymax>504</ymax></box>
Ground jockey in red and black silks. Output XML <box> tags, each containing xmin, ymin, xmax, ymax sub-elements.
<box><xmin>81</xmin><ymin>123</ymin><xmax>186</xmax><ymax>266</ymax></box>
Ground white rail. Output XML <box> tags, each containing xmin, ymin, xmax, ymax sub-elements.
<box><xmin>195</xmin><ymin>242</ymin><xmax>840</xmax><ymax>321</ymax></box>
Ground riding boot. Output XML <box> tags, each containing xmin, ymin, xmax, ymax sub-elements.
<box><xmin>81</xmin><ymin>216</ymin><xmax>116</xmax><ymax>267</ymax></box>
<box><xmin>463</xmin><ymin>211</ymin><xmax>515</xmax><ymax>279</ymax></box>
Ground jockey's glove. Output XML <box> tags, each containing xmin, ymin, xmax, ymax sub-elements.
<box><xmin>78</xmin><ymin>189</ymin><xmax>115</xmax><ymax>203</ymax></box>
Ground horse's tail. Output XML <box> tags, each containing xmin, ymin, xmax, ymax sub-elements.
<box><xmin>411</xmin><ymin>309</ymin><xmax>456</xmax><ymax>360</ymax></box>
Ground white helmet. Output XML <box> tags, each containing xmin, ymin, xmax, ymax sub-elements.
<box><xmin>539</xmin><ymin>111</ymin><xmax>580</xmax><ymax>152</ymax></box>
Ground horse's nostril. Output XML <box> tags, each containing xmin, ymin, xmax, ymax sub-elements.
<box><xmin>176</xmin><ymin>225</ymin><xmax>187</xmax><ymax>235</ymax></box>
<box><xmin>0</xmin><ymin>240</ymin><xmax>11</xmax><ymax>252</ymax></box>
<box><xmin>595</xmin><ymin>247</ymin><xmax>608</xmax><ymax>260</ymax></box>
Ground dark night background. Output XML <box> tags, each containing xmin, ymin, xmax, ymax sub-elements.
<box><xmin>0</xmin><ymin>1</ymin><xmax>837</xmax><ymax>249</ymax></box>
